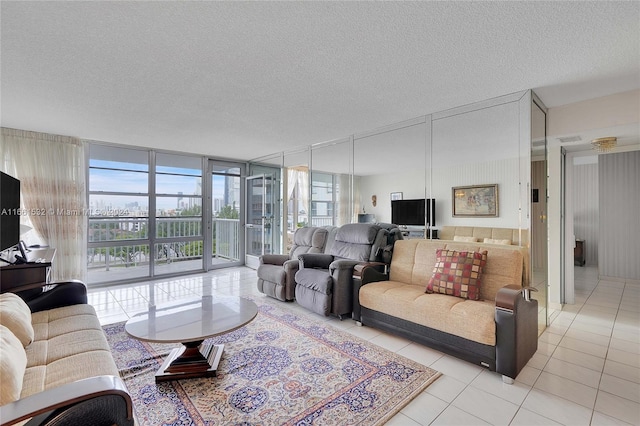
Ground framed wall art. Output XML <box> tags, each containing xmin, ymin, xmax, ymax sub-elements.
<box><xmin>452</xmin><ymin>184</ymin><xmax>498</xmax><ymax>217</ymax></box>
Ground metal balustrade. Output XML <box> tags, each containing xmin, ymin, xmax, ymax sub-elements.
<box><xmin>87</xmin><ymin>216</ymin><xmax>333</xmax><ymax>283</ymax></box>
<box><xmin>87</xmin><ymin>217</ymin><xmax>241</xmax><ymax>275</ymax></box>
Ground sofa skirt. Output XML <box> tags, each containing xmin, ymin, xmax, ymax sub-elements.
<box><xmin>360</xmin><ymin>307</ymin><xmax>496</xmax><ymax>371</ymax></box>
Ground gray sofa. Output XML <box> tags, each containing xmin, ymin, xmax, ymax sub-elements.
<box><xmin>256</xmin><ymin>226</ymin><xmax>337</xmax><ymax>301</ymax></box>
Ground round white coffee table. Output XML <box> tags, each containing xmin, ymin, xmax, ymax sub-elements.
<box><xmin>125</xmin><ymin>296</ymin><xmax>258</xmax><ymax>382</ymax></box>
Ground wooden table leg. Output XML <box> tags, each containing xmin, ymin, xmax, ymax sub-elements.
<box><xmin>155</xmin><ymin>341</ymin><xmax>224</xmax><ymax>382</ymax></box>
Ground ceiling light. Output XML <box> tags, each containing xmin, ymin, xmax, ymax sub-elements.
<box><xmin>591</xmin><ymin>137</ymin><xmax>617</xmax><ymax>153</ymax></box>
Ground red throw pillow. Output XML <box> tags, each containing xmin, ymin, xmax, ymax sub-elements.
<box><xmin>426</xmin><ymin>249</ymin><xmax>487</xmax><ymax>300</ymax></box>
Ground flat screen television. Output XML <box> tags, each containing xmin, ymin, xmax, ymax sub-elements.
<box><xmin>391</xmin><ymin>198</ymin><xmax>435</xmax><ymax>227</ymax></box>
<box><xmin>0</xmin><ymin>172</ymin><xmax>21</xmax><ymax>252</ymax></box>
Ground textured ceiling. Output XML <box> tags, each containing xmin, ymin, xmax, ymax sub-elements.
<box><xmin>1</xmin><ymin>1</ymin><xmax>639</xmax><ymax>161</ymax></box>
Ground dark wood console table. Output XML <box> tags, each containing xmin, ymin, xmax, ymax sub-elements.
<box><xmin>0</xmin><ymin>248</ymin><xmax>56</xmax><ymax>293</ymax></box>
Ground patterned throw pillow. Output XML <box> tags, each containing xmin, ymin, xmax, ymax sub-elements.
<box><xmin>426</xmin><ymin>249</ymin><xmax>488</xmax><ymax>300</ymax></box>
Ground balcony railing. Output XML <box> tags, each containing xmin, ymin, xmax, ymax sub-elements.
<box><xmin>87</xmin><ymin>215</ymin><xmax>333</xmax><ymax>282</ymax></box>
<box><xmin>87</xmin><ymin>217</ymin><xmax>241</xmax><ymax>274</ymax></box>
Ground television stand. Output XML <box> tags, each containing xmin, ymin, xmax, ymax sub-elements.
<box><xmin>399</xmin><ymin>226</ymin><xmax>438</xmax><ymax>240</ymax></box>
<box><xmin>0</xmin><ymin>248</ymin><xmax>56</xmax><ymax>293</ymax></box>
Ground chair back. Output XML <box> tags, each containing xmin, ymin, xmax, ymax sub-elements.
<box><xmin>328</xmin><ymin>223</ymin><xmax>387</xmax><ymax>262</ymax></box>
<box><xmin>374</xmin><ymin>223</ymin><xmax>404</xmax><ymax>263</ymax></box>
<box><xmin>289</xmin><ymin>227</ymin><xmax>331</xmax><ymax>259</ymax></box>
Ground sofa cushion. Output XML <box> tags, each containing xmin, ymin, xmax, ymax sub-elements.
<box><xmin>453</xmin><ymin>236</ymin><xmax>478</xmax><ymax>242</ymax></box>
<box><xmin>0</xmin><ymin>292</ymin><xmax>35</xmax><ymax>347</ymax></box>
<box><xmin>483</xmin><ymin>238</ymin><xmax>512</xmax><ymax>245</ymax></box>
<box><xmin>359</xmin><ymin>281</ymin><xmax>496</xmax><ymax>346</ymax></box>
<box><xmin>22</xmin><ymin>304</ymin><xmax>119</xmax><ymax>398</ymax></box>
<box><xmin>0</xmin><ymin>325</ymin><xmax>28</xmax><ymax>405</ymax></box>
<box><xmin>427</xmin><ymin>249</ymin><xmax>487</xmax><ymax>300</ymax></box>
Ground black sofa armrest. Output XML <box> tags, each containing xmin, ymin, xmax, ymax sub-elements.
<box><xmin>259</xmin><ymin>254</ymin><xmax>289</xmax><ymax>266</ymax></box>
<box><xmin>298</xmin><ymin>253</ymin><xmax>334</xmax><ymax>269</ymax></box>
<box><xmin>0</xmin><ymin>375</ymin><xmax>134</xmax><ymax>426</ymax></box>
<box><xmin>15</xmin><ymin>280</ymin><xmax>88</xmax><ymax>313</ymax></box>
<box><xmin>354</xmin><ymin>262</ymin><xmax>388</xmax><ymax>282</ymax></box>
<box><xmin>352</xmin><ymin>262</ymin><xmax>390</xmax><ymax>322</ymax></box>
<box><xmin>495</xmin><ymin>285</ymin><xmax>539</xmax><ymax>381</ymax></box>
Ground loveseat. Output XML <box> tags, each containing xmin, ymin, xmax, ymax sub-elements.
<box><xmin>353</xmin><ymin>239</ymin><xmax>537</xmax><ymax>383</ymax></box>
<box><xmin>0</xmin><ymin>283</ymin><xmax>133</xmax><ymax>426</ymax></box>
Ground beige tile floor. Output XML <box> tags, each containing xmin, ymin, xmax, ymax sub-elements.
<box><xmin>89</xmin><ymin>265</ymin><xmax>640</xmax><ymax>425</ymax></box>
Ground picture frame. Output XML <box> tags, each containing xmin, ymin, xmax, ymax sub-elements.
<box><xmin>390</xmin><ymin>192</ymin><xmax>403</xmax><ymax>201</ymax></box>
<box><xmin>452</xmin><ymin>184</ymin><xmax>498</xmax><ymax>217</ymax></box>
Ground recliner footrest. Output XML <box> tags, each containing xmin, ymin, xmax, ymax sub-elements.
<box><xmin>295</xmin><ymin>269</ymin><xmax>333</xmax><ymax>295</ymax></box>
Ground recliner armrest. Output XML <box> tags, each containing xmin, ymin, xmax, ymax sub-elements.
<box><xmin>0</xmin><ymin>375</ymin><xmax>133</xmax><ymax>426</ymax></box>
<box><xmin>298</xmin><ymin>253</ymin><xmax>334</xmax><ymax>269</ymax></box>
<box><xmin>329</xmin><ymin>258</ymin><xmax>362</xmax><ymax>273</ymax></box>
<box><xmin>282</xmin><ymin>258</ymin><xmax>300</xmax><ymax>273</ymax></box>
<box><xmin>259</xmin><ymin>254</ymin><xmax>290</xmax><ymax>266</ymax></box>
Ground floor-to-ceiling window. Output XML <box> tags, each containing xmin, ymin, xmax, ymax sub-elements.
<box><xmin>88</xmin><ymin>145</ymin><xmax>151</xmax><ymax>283</ymax></box>
<box><xmin>88</xmin><ymin>144</ymin><xmax>245</xmax><ymax>285</ymax></box>
<box><xmin>311</xmin><ymin>172</ymin><xmax>336</xmax><ymax>227</ymax></box>
<box><xmin>154</xmin><ymin>153</ymin><xmax>203</xmax><ymax>276</ymax></box>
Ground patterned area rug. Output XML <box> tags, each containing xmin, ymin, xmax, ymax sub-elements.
<box><xmin>104</xmin><ymin>298</ymin><xmax>440</xmax><ymax>425</ymax></box>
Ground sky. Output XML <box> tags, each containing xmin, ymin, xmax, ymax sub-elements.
<box><xmin>89</xmin><ymin>159</ymin><xmax>230</xmax><ymax>213</ymax></box>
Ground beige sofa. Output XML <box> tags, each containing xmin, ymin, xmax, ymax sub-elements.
<box><xmin>0</xmin><ymin>288</ymin><xmax>133</xmax><ymax>426</ymax></box>
<box><xmin>353</xmin><ymin>239</ymin><xmax>538</xmax><ymax>383</ymax></box>
<box><xmin>439</xmin><ymin>225</ymin><xmax>528</xmax><ymax>246</ymax></box>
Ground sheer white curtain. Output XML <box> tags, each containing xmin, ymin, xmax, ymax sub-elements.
<box><xmin>286</xmin><ymin>168</ymin><xmax>299</xmax><ymax>203</ymax></box>
<box><xmin>353</xmin><ymin>175</ymin><xmax>362</xmax><ymax>223</ymax></box>
<box><xmin>1</xmin><ymin>128</ymin><xmax>87</xmax><ymax>281</ymax></box>
<box><xmin>298</xmin><ymin>169</ymin><xmax>309</xmax><ymax>219</ymax></box>
<box><xmin>286</xmin><ymin>167</ymin><xmax>309</xmax><ymax>227</ymax></box>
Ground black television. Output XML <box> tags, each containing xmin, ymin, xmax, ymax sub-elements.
<box><xmin>1</xmin><ymin>172</ymin><xmax>21</xmax><ymax>252</ymax></box>
<box><xmin>391</xmin><ymin>198</ymin><xmax>435</xmax><ymax>227</ymax></box>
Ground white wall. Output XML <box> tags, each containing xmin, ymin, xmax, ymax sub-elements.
<box><xmin>572</xmin><ymin>158</ymin><xmax>599</xmax><ymax>266</ymax></box>
<box><xmin>356</xmin><ymin>95</ymin><xmax>524</xmax><ymax>229</ymax></box>
<box><xmin>599</xmin><ymin>151</ymin><xmax>640</xmax><ymax>281</ymax></box>
<box><xmin>549</xmin><ymin>89</ymin><xmax>640</xmax><ymax>136</ymax></box>
<box><xmin>548</xmin><ymin>89</ymin><xmax>640</xmax><ymax>303</ymax></box>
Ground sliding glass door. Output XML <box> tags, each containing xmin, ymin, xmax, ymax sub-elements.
<box><xmin>208</xmin><ymin>161</ymin><xmax>243</xmax><ymax>269</ymax></box>
<box><xmin>88</xmin><ymin>145</ymin><xmax>247</xmax><ymax>285</ymax></box>
<box><xmin>245</xmin><ymin>174</ymin><xmax>276</xmax><ymax>269</ymax></box>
